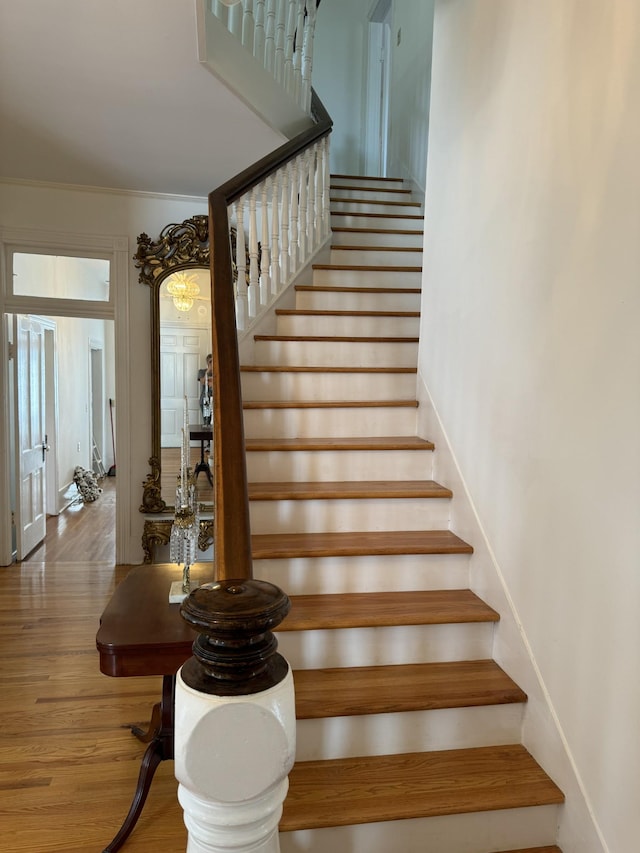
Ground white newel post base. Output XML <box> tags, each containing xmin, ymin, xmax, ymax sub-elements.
<box><xmin>174</xmin><ymin>667</ymin><xmax>296</xmax><ymax>853</ymax></box>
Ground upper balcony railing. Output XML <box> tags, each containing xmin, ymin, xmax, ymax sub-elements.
<box><xmin>212</xmin><ymin>0</ymin><xmax>319</xmax><ymax>116</ymax></box>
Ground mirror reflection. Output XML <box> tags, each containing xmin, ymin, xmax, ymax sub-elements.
<box><xmin>159</xmin><ymin>269</ymin><xmax>213</xmax><ymax>508</ymax></box>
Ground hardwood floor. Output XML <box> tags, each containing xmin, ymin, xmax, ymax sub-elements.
<box><xmin>0</xmin><ymin>478</ymin><xmax>186</xmax><ymax>852</ymax></box>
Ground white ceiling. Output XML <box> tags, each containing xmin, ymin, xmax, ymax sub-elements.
<box><xmin>0</xmin><ymin>0</ymin><xmax>286</xmax><ymax>197</ymax></box>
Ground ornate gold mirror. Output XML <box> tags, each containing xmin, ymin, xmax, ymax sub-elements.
<box><xmin>134</xmin><ymin>215</ymin><xmax>212</xmax><ymax>515</ymax></box>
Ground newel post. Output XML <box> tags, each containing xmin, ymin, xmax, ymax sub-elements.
<box><xmin>174</xmin><ymin>580</ymin><xmax>294</xmax><ymax>852</ymax></box>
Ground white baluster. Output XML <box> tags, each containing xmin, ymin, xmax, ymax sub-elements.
<box><xmin>307</xmin><ymin>144</ymin><xmax>316</xmax><ymax>255</ymax></box>
<box><xmin>234</xmin><ymin>198</ymin><xmax>248</xmax><ymax>331</ymax></box>
<box><xmin>229</xmin><ymin>0</ymin><xmax>243</xmax><ymax>39</ymax></box>
<box><xmin>264</xmin><ymin>0</ymin><xmax>277</xmax><ymax>73</ymax></box>
<box><xmin>254</xmin><ymin>0</ymin><xmax>266</xmax><ymax>62</ymax></box>
<box><xmin>280</xmin><ymin>164</ymin><xmax>290</xmax><ymax>284</ymax></box>
<box><xmin>301</xmin><ymin>1</ymin><xmax>317</xmax><ymax>113</ymax></box>
<box><xmin>260</xmin><ymin>180</ymin><xmax>272</xmax><ymax>306</ymax></box>
<box><xmin>248</xmin><ymin>188</ymin><xmax>260</xmax><ymax>318</ymax></box>
<box><xmin>213</xmin><ymin>1</ymin><xmax>229</xmax><ymax>29</ymax></box>
<box><xmin>242</xmin><ymin>0</ymin><xmax>255</xmax><ymax>54</ymax></box>
<box><xmin>274</xmin><ymin>0</ymin><xmax>286</xmax><ymax>84</ymax></box>
<box><xmin>298</xmin><ymin>151</ymin><xmax>308</xmax><ymax>265</ymax></box>
<box><xmin>314</xmin><ymin>142</ymin><xmax>324</xmax><ymax>247</ymax></box>
<box><xmin>292</xmin><ymin>0</ymin><xmax>305</xmax><ymax>106</ymax></box>
<box><xmin>322</xmin><ymin>136</ymin><xmax>331</xmax><ymax>240</ymax></box>
<box><xmin>283</xmin><ymin>0</ymin><xmax>297</xmax><ymax>96</ymax></box>
<box><xmin>270</xmin><ymin>171</ymin><xmax>281</xmax><ymax>297</ymax></box>
<box><xmin>289</xmin><ymin>159</ymin><xmax>299</xmax><ymax>276</ymax></box>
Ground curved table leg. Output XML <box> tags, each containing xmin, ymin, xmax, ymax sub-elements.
<box><xmin>103</xmin><ymin>675</ymin><xmax>175</xmax><ymax>853</ymax></box>
<box><xmin>130</xmin><ymin>701</ymin><xmax>161</xmax><ymax>743</ymax></box>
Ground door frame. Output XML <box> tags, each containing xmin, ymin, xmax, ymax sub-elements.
<box><xmin>364</xmin><ymin>0</ymin><xmax>392</xmax><ymax>176</ymax></box>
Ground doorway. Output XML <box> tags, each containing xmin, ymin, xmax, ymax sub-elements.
<box><xmin>365</xmin><ymin>0</ymin><xmax>392</xmax><ymax>176</ymax></box>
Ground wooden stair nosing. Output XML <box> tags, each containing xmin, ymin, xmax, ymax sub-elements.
<box><xmin>283</xmin><ymin>589</ymin><xmax>499</xmax><ymax>632</ymax></box>
<box><xmin>275</xmin><ymin>309</ymin><xmax>420</xmax><ymax>317</ymax></box>
<box><xmin>253</xmin><ymin>335</ymin><xmax>419</xmax><ymax>343</ymax></box>
<box><xmin>331</xmin><ymin>226</ymin><xmax>424</xmax><ymax>235</ymax></box>
<box><xmin>330</xmin><ymin>211</ymin><xmax>424</xmax><ymax>220</ymax></box>
<box><xmin>330</xmin><ymin>196</ymin><xmax>421</xmax><ymax>208</ymax></box>
<box><xmin>244</xmin><ymin>436</ymin><xmax>434</xmax><ymax>451</ymax></box>
<box><xmin>295</xmin><ymin>284</ymin><xmax>421</xmax><ymax>294</ymax></box>
<box><xmin>251</xmin><ymin>529</ymin><xmax>473</xmax><ymax>559</ymax></box>
<box><xmin>330</xmin><ymin>184</ymin><xmax>413</xmax><ymax>195</ymax></box>
<box><xmin>281</xmin><ymin>744</ymin><xmax>565</xmax><ymax>831</ymax></box>
<box><xmin>241</xmin><ymin>365</ymin><xmax>418</xmax><ymax>374</ymax></box>
<box><xmin>331</xmin><ymin>173</ymin><xmax>405</xmax><ymax>183</ymax></box>
<box><xmin>499</xmin><ymin>849</ymin><xmax>562</xmax><ymax>853</ymax></box>
<box><xmin>293</xmin><ymin>659</ymin><xmax>526</xmax><ymax>719</ymax></box>
<box><xmin>312</xmin><ymin>263</ymin><xmax>423</xmax><ymax>272</ymax></box>
<box><xmin>243</xmin><ymin>399</ymin><xmax>418</xmax><ymax>410</ymax></box>
<box><xmin>331</xmin><ymin>244</ymin><xmax>423</xmax><ymax>252</ymax></box>
<box><xmin>247</xmin><ymin>479</ymin><xmax>452</xmax><ymax>501</ymax></box>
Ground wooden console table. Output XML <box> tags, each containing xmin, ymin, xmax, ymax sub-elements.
<box><xmin>96</xmin><ymin>563</ymin><xmax>208</xmax><ymax>851</ymax></box>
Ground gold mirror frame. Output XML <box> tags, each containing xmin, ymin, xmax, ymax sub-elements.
<box><xmin>134</xmin><ymin>214</ymin><xmax>210</xmax><ymax>514</ymax></box>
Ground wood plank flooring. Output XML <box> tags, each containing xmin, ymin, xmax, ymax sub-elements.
<box><xmin>0</xmin><ymin>480</ymin><xmax>187</xmax><ymax>852</ymax></box>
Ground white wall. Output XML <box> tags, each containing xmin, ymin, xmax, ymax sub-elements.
<box><xmin>421</xmin><ymin>2</ymin><xmax>640</xmax><ymax>851</ymax></box>
<box><xmin>386</xmin><ymin>0</ymin><xmax>435</xmax><ymax>191</ymax></box>
<box><xmin>0</xmin><ymin>179</ymin><xmax>207</xmax><ymax>562</ymax></box>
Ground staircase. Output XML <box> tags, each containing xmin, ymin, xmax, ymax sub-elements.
<box><xmin>241</xmin><ymin>175</ymin><xmax>564</xmax><ymax>852</ymax></box>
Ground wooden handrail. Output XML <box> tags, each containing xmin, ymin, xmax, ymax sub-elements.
<box><xmin>208</xmin><ymin>89</ymin><xmax>332</xmax><ymax>581</ymax></box>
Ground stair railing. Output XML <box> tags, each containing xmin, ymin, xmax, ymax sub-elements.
<box><xmin>212</xmin><ymin>0</ymin><xmax>320</xmax><ymax>114</ymax></box>
<box><xmin>208</xmin><ymin>88</ymin><xmax>332</xmax><ymax>583</ymax></box>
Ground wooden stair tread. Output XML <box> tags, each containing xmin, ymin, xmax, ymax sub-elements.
<box><xmin>295</xmin><ymin>284</ymin><xmax>421</xmax><ymax>294</ymax></box>
<box><xmin>243</xmin><ymin>399</ymin><xmax>418</xmax><ymax>409</ymax></box>
<box><xmin>253</xmin><ymin>335</ymin><xmax>419</xmax><ymax>343</ymax></box>
<box><xmin>284</xmin><ymin>589</ymin><xmax>499</xmax><ymax>631</ymax></box>
<box><xmin>281</xmin><ymin>744</ymin><xmax>564</xmax><ymax>831</ymax></box>
<box><xmin>499</xmin><ymin>849</ymin><xmax>562</xmax><ymax>853</ymax></box>
<box><xmin>331</xmin><ymin>244</ymin><xmax>422</xmax><ymax>251</ymax></box>
<box><xmin>330</xmin><ymin>196</ymin><xmax>421</xmax><ymax>208</ymax></box>
<box><xmin>241</xmin><ymin>365</ymin><xmax>418</xmax><ymax>373</ymax></box>
<box><xmin>293</xmin><ymin>659</ymin><xmax>525</xmax><ymax>718</ymax></box>
<box><xmin>330</xmin><ymin>184</ymin><xmax>413</xmax><ymax>195</ymax></box>
<box><xmin>331</xmin><ymin>226</ymin><xmax>424</xmax><ymax>235</ymax></box>
<box><xmin>331</xmin><ymin>173</ymin><xmax>404</xmax><ymax>182</ymax></box>
<box><xmin>251</xmin><ymin>529</ymin><xmax>473</xmax><ymax>559</ymax></box>
<box><xmin>275</xmin><ymin>309</ymin><xmax>420</xmax><ymax>316</ymax></box>
<box><xmin>244</xmin><ymin>436</ymin><xmax>434</xmax><ymax>451</ymax></box>
<box><xmin>248</xmin><ymin>480</ymin><xmax>451</xmax><ymax>500</ymax></box>
<box><xmin>330</xmin><ymin>211</ymin><xmax>424</xmax><ymax>220</ymax></box>
<box><xmin>312</xmin><ymin>263</ymin><xmax>422</xmax><ymax>272</ymax></box>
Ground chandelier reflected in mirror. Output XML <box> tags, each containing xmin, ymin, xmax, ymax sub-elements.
<box><xmin>165</xmin><ymin>271</ymin><xmax>201</xmax><ymax>312</ymax></box>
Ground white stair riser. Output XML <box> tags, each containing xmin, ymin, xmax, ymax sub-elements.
<box><xmin>254</xmin><ymin>553</ymin><xmax>471</xmax><ymax>595</ymax></box>
<box><xmin>276</xmin><ymin>314</ymin><xmax>420</xmax><ymax>337</ymax></box>
<box><xmin>295</xmin><ymin>289</ymin><xmax>421</xmax><ymax>312</ymax></box>
<box><xmin>247</xmin><ymin>448</ymin><xmax>434</xmax><ymax>482</ymax></box>
<box><xmin>249</xmin><ymin>497</ymin><xmax>451</xmax><ymax>534</ymax></box>
<box><xmin>277</xmin><ymin>623</ymin><xmax>494</xmax><ymax>669</ymax></box>
<box><xmin>331</xmin><ymin>213</ymin><xmax>423</xmax><ymax>230</ymax></box>
<box><xmin>296</xmin><ymin>703</ymin><xmax>525</xmax><ymax>761</ymax></box>
<box><xmin>331</xmin><ymin>229</ymin><xmax>424</xmax><ymax>248</ymax></box>
<box><xmin>241</xmin><ymin>370</ymin><xmax>417</xmax><ymax>401</ymax></box>
<box><xmin>312</xmin><ymin>268</ymin><xmax>422</xmax><ymax>288</ymax></box>
<box><xmin>330</xmin><ymin>177</ymin><xmax>406</xmax><ymax>190</ymax></box>
<box><xmin>331</xmin><ymin>199</ymin><xmax>421</xmax><ymax>216</ymax></box>
<box><xmin>254</xmin><ymin>339</ymin><xmax>418</xmax><ymax>368</ymax></box>
<box><xmin>243</xmin><ymin>406</ymin><xmax>418</xmax><ymax>437</ymax></box>
<box><xmin>330</xmin><ymin>187</ymin><xmax>414</xmax><ymax>202</ymax></box>
<box><xmin>330</xmin><ymin>248</ymin><xmax>422</xmax><ymax>265</ymax></box>
<box><xmin>279</xmin><ymin>805</ymin><xmax>561</xmax><ymax>853</ymax></box>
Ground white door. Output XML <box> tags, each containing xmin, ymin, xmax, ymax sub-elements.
<box><xmin>160</xmin><ymin>325</ymin><xmax>210</xmax><ymax>447</ymax></box>
<box><xmin>14</xmin><ymin>315</ymin><xmax>48</xmax><ymax>559</ymax></box>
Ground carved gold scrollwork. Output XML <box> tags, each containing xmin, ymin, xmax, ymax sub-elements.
<box><xmin>134</xmin><ymin>215</ymin><xmax>210</xmax><ymax>288</ymax></box>
<box><xmin>139</xmin><ymin>456</ymin><xmax>167</xmax><ymax>514</ymax></box>
<box><xmin>142</xmin><ymin>518</ymin><xmax>215</xmax><ymax>564</ymax></box>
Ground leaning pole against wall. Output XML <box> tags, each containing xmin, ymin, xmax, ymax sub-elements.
<box><xmin>174</xmin><ymin>578</ymin><xmax>294</xmax><ymax>853</ymax></box>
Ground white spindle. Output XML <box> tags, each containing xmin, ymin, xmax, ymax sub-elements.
<box><xmin>298</xmin><ymin>151</ymin><xmax>308</xmax><ymax>264</ymax></box>
<box><xmin>315</xmin><ymin>141</ymin><xmax>325</xmax><ymax>246</ymax></box>
<box><xmin>289</xmin><ymin>160</ymin><xmax>300</xmax><ymax>275</ymax></box>
<box><xmin>254</xmin><ymin>0</ymin><xmax>266</xmax><ymax>62</ymax></box>
<box><xmin>292</xmin><ymin>0</ymin><xmax>305</xmax><ymax>106</ymax></box>
<box><xmin>283</xmin><ymin>0</ymin><xmax>297</xmax><ymax>96</ymax></box>
<box><xmin>301</xmin><ymin>1</ymin><xmax>317</xmax><ymax>113</ymax></box>
<box><xmin>242</xmin><ymin>0</ymin><xmax>255</xmax><ymax>54</ymax></box>
<box><xmin>248</xmin><ymin>188</ymin><xmax>260</xmax><ymax>318</ymax></box>
<box><xmin>260</xmin><ymin>180</ymin><xmax>271</xmax><ymax>306</ymax></box>
<box><xmin>228</xmin><ymin>0</ymin><xmax>243</xmax><ymax>38</ymax></box>
<box><xmin>270</xmin><ymin>171</ymin><xmax>281</xmax><ymax>298</ymax></box>
<box><xmin>322</xmin><ymin>136</ymin><xmax>331</xmax><ymax>240</ymax></box>
<box><xmin>264</xmin><ymin>0</ymin><xmax>277</xmax><ymax>73</ymax></box>
<box><xmin>280</xmin><ymin>165</ymin><xmax>290</xmax><ymax>284</ymax></box>
<box><xmin>213</xmin><ymin>1</ymin><xmax>229</xmax><ymax>29</ymax></box>
<box><xmin>308</xmin><ymin>144</ymin><xmax>318</xmax><ymax>254</ymax></box>
<box><xmin>234</xmin><ymin>199</ymin><xmax>248</xmax><ymax>330</ymax></box>
<box><xmin>274</xmin><ymin>0</ymin><xmax>286</xmax><ymax>84</ymax></box>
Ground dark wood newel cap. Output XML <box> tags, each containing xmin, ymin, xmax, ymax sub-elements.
<box><xmin>179</xmin><ymin>579</ymin><xmax>291</xmax><ymax>696</ymax></box>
